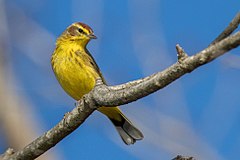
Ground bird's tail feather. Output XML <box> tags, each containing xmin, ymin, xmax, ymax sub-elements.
<box><xmin>111</xmin><ymin>116</ymin><xmax>144</xmax><ymax>145</ymax></box>
<box><xmin>98</xmin><ymin>107</ymin><xmax>144</xmax><ymax>145</ymax></box>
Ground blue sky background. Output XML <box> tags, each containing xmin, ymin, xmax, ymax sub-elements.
<box><xmin>0</xmin><ymin>0</ymin><xmax>240</xmax><ymax>160</ymax></box>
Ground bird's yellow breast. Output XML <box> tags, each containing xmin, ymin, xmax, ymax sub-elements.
<box><xmin>51</xmin><ymin>46</ymin><xmax>99</xmax><ymax>100</ymax></box>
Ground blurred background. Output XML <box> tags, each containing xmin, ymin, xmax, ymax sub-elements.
<box><xmin>0</xmin><ymin>0</ymin><xmax>240</xmax><ymax>159</ymax></box>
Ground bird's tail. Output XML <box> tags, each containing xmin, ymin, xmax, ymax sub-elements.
<box><xmin>98</xmin><ymin>107</ymin><xmax>144</xmax><ymax>145</ymax></box>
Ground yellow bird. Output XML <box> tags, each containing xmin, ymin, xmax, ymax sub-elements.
<box><xmin>51</xmin><ymin>22</ymin><xmax>143</xmax><ymax>144</ymax></box>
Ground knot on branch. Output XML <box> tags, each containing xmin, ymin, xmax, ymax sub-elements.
<box><xmin>91</xmin><ymin>80</ymin><xmax>112</xmax><ymax>107</ymax></box>
<box><xmin>175</xmin><ymin>44</ymin><xmax>193</xmax><ymax>73</ymax></box>
<box><xmin>176</xmin><ymin>44</ymin><xmax>188</xmax><ymax>63</ymax></box>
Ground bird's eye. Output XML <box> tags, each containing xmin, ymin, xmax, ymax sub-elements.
<box><xmin>78</xmin><ymin>28</ymin><xmax>84</xmax><ymax>33</ymax></box>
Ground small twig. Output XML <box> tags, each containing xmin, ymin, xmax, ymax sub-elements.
<box><xmin>176</xmin><ymin>44</ymin><xmax>191</xmax><ymax>72</ymax></box>
<box><xmin>176</xmin><ymin>44</ymin><xmax>188</xmax><ymax>63</ymax></box>
<box><xmin>211</xmin><ymin>12</ymin><xmax>240</xmax><ymax>45</ymax></box>
<box><xmin>172</xmin><ymin>155</ymin><xmax>196</xmax><ymax>160</ymax></box>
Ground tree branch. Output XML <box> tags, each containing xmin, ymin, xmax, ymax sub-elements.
<box><xmin>3</xmin><ymin>12</ymin><xmax>240</xmax><ymax>160</ymax></box>
<box><xmin>91</xmin><ymin>31</ymin><xmax>240</xmax><ymax>107</ymax></box>
<box><xmin>211</xmin><ymin>12</ymin><xmax>240</xmax><ymax>45</ymax></box>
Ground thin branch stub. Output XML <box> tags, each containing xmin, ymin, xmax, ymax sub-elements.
<box><xmin>176</xmin><ymin>44</ymin><xmax>188</xmax><ymax>63</ymax></box>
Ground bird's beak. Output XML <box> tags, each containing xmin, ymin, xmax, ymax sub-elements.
<box><xmin>88</xmin><ymin>33</ymin><xmax>97</xmax><ymax>39</ymax></box>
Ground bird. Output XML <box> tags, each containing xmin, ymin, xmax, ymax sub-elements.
<box><xmin>51</xmin><ymin>22</ymin><xmax>143</xmax><ymax>144</ymax></box>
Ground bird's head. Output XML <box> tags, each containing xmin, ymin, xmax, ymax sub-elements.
<box><xmin>57</xmin><ymin>22</ymin><xmax>97</xmax><ymax>47</ymax></box>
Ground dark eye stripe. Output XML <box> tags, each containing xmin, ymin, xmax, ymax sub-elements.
<box><xmin>78</xmin><ymin>28</ymin><xmax>84</xmax><ymax>33</ymax></box>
